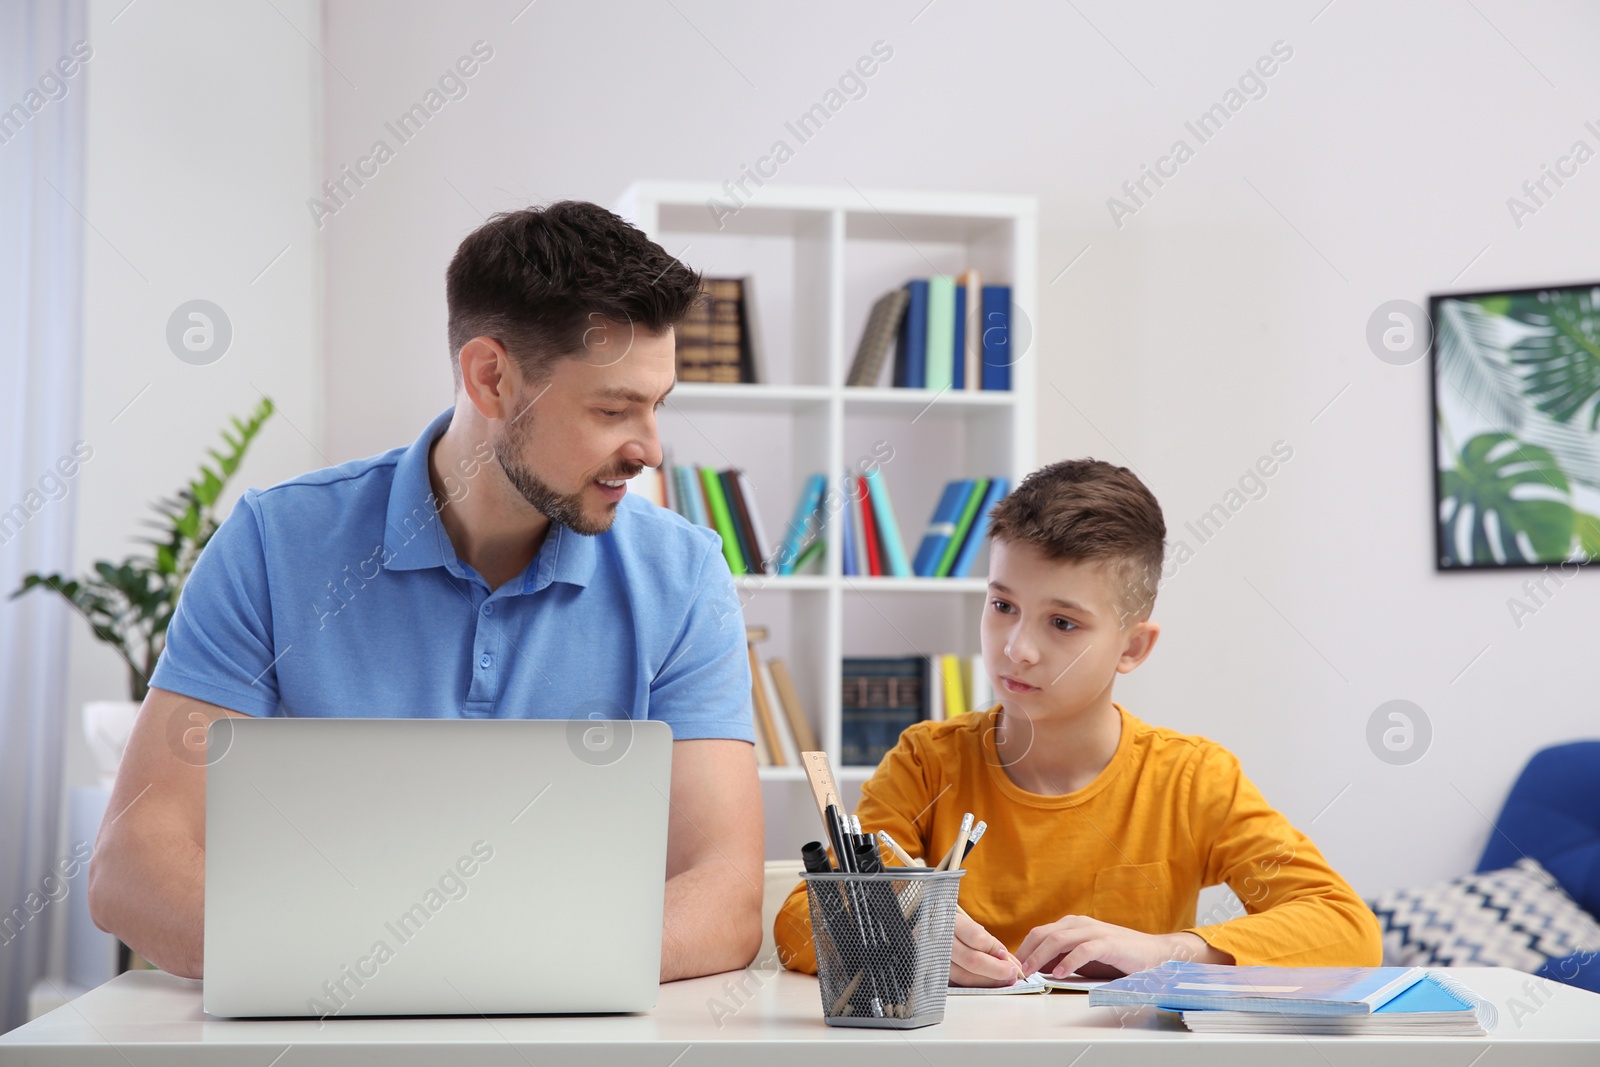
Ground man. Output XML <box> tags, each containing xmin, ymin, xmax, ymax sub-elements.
<box><xmin>87</xmin><ymin>201</ymin><xmax>764</xmax><ymax>982</ymax></box>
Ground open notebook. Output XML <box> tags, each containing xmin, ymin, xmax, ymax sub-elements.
<box><xmin>948</xmin><ymin>973</ymin><xmax>1108</xmax><ymax>995</ymax></box>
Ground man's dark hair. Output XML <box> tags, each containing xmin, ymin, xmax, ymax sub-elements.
<box><xmin>445</xmin><ymin>200</ymin><xmax>702</xmax><ymax>382</ymax></box>
<box><xmin>987</xmin><ymin>459</ymin><xmax>1167</xmax><ymax>624</ymax></box>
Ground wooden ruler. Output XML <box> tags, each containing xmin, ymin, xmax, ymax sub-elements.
<box><xmin>800</xmin><ymin>750</ymin><xmax>842</xmax><ymax>831</ymax></box>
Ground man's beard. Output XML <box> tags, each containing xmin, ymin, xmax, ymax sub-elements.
<box><xmin>492</xmin><ymin>416</ymin><xmax>638</xmax><ymax>536</ymax></box>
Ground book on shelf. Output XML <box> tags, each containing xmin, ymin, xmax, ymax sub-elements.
<box><xmin>921</xmin><ymin>653</ymin><xmax>991</xmax><ymax>722</ymax></box>
<box><xmin>892</xmin><ymin>279</ymin><xmax>929</xmax><ymax>389</ymax></box>
<box><xmin>845</xmin><ymin>287</ymin><xmax>910</xmax><ymax>387</ymax></box>
<box><xmin>924</xmin><ymin>275</ymin><xmax>956</xmax><ymax>392</ymax></box>
<box><xmin>775</xmin><ymin>473</ymin><xmax>826</xmax><ymax>576</ymax></box>
<box><xmin>835</xmin><ymin>473</ymin><xmax>1010</xmax><ymax>579</ymax></box>
<box><xmin>948</xmin><ymin>478</ymin><xmax>1008</xmax><ymax>578</ymax></box>
<box><xmin>746</xmin><ymin>632</ymin><xmax>819</xmax><ymax>770</ymax></box>
<box><xmin>839</xmin><ymin>652</ymin><xmax>996</xmax><ymax>767</ymax></box>
<box><xmin>886</xmin><ymin>276</ymin><xmax>1012</xmax><ymax>391</ymax></box>
<box><xmin>863</xmin><ymin>467</ymin><xmax>911</xmax><ymax>577</ymax></box>
<box><xmin>646</xmin><ymin>462</ymin><xmax>830</xmax><ymax>577</ymax></box>
<box><xmin>675</xmin><ymin>276</ymin><xmax>763</xmax><ymax>384</ymax></box>
<box><xmin>980</xmin><ymin>284</ymin><xmax>1013</xmax><ymax>391</ymax></box>
<box><xmin>840</xmin><ymin>656</ymin><xmax>924</xmax><ymax>767</ymax></box>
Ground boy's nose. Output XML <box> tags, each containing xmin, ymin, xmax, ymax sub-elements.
<box><xmin>1004</xmin><ymin>626</ymin><xmax>1038</xmax><ymax>666</ymax></box>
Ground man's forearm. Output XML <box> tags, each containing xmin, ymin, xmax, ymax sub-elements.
<box><xmin>659</xmin><ymin>859</ymin><xmax>762</xmax><ymax>982</ymax></box>
<box><xmin>88</xmin><ymin>828</ymin><xmax>206</xmax><ymax>978</ymax></box>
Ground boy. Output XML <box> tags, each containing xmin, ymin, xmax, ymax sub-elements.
<box><xmin>774</xmin><ymin>459</ymin><xmax>1381</xmax><ymax>985</ymax></box>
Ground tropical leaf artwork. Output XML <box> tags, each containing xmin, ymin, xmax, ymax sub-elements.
<box><xmin>1433</xmin><ymin>284</ymin><xmax>1600</xmax><ymax>569</ymax></box>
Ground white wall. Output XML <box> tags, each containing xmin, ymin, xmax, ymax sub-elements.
<box><xmin>59</xmin><ymin>0</ymin><xmax>323</xmax><ymax>941</ymax></box>
<box><xmin>306</xmin><ymin>0</ymin><xmax>1600</xmax><ymax>893</ymax></box>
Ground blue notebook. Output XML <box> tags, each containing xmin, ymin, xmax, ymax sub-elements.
<box><xmin>1178</xmin><ymin>971</ymin><xmax>1494</xmax><ymax>1035</ymax></box>
<box><xmin>1088</xmin><ymin>962</ymin><xmax>1424</xmax><ymax>1016</ymax></box>
<box><xmin>912</xmin><ymin>480</ymin><xmax>975</xmax><ymax>577</ymax></box>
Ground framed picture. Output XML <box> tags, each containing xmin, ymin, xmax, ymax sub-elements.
<box><xmin>1430</xmin><ymin>280</ymin><xmax>1600</xmax><ymax>571</ymax></box>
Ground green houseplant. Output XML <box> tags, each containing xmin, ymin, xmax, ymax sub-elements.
<box><xmin>11</xmin><ymin>398</ymin><xmax>275</xmax><ymax>702</ymax></box>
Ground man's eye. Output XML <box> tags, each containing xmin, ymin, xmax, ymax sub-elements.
<box><xmin>600</xmin><ymin>409</ymin><xmax>624</xmax><ymax>418</ymax></box>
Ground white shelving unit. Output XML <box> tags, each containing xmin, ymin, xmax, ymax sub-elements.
<box><xmin>615</xmin><ymin>181</ymin><xmax>1037</xmax><ymax>855</ymax></box>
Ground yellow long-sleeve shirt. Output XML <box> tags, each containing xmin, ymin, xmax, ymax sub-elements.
<box><xmin>775</xmin><ymin>703</ymin><xmax>1381</xmax><ymax>973</ymax></box>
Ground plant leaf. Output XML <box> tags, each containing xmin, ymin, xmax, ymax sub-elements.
<box><xmin>1435</xmin><ymin>297</ymin><xmax>1525</xmax><ymax>431</ymax></box>
<box><xmin>1438</xmin><ymin>433</ymin><xmax>1574</xmax><ymax>566</ymax></box>
<box><xmin>1507</xmin><ymin>286</ymin><xmax>1600</xmax><ymax>429</ymax></box>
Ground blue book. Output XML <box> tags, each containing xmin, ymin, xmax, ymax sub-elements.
<box><xmin>912</xmin><ymin>480</ymin><xmax>975</xmax><ymax>577</ymax></box>
<box><xmin>675</xmin><ymin>466</ymin><xmax>707</xmax><ymax>528</ymax></box>
<box><xmin>980</xmin><ymin>285</ymin><xmax>1011</xmax><ymax>391</ymax></box>
<box><xmin>839</xmin><ymin>479</ymin><xmax>858</xmax><ymax>576</ymax></box>
<box><xmin>895</xmin><ymin>280</ymin><xmax>929</xmax><ymax>389</ymax></box>
<box><xmin>1089</xmin><ymin>963</ymin><xmax>1426</xmax><ymax>1016</ymax></box>
<box><xmin>949</xmin><ymin>478</ymin><xmax>1009</xmax><ymax>578</ymax></box>
<box><xmin>776</xmin><ymin>473</ymin><xmax>826</xmax><ymax>576</ymax></box>
<box><xmin>950</xmin><ymin>285</ymin><xmax>965</xmax><ymax>390</ymax></box>
<box><xmin>863</xmin><ymin>468</ymin><xmax>911</xmax><ymax>578</ymax></box>
<box><xmin>1178</xmin><ymin>971</ymin><xmax>1492</xmax><ymax>1034</ymax></box>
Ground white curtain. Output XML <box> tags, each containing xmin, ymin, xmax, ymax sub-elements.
<box><xmin>0</xmin><ymin>0</ymin><xmax>89</xmax><ymax>1035</ymax></box>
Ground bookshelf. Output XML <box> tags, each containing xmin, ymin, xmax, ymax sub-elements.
<box><xmin>614</xmin><ymin>181</ymin><xmax>1037</xmax><ymax>855</ymax></box>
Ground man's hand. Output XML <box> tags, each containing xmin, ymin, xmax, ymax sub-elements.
<box><xmin>1017</xmin><ymin>916</ymin><xmax>1231</xmax><ymax>979</ymax></box>
<box><xmin>950</xmin><ymin>908</ymin><xmax>1029</xmax><ymax>987</ymax></box>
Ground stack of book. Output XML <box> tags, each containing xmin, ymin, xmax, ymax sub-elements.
<box><xmin>1088</xmin><ymin>962</ymin><xmax>1492</xmax><ymax>1037</ymax></box>
<box><xmin>845</xmin><ymin>274</ymin><xmax>1013</xmax><ymax>391</ymax></box>
<box><xmin>840</xmin><ymin>653</ymin><xmax>996</xmax><ymax>768</ymax></box>
<box><xmin>676</xmin><ymin>276</ymin><xmax>763</xmax><ymax>383</ymax></box>
<box><xmin>747</xmin><ymin>626</ymin><xmax>819</xmax><ymax>769</ymax></box>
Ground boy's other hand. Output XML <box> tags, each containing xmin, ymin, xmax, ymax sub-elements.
<box><xmin>950</xmin><ymin>909</ymin><xmax>1029</xmax><ymax>987</ymax></box>
<box><xmin>1018</xmin><ymin>915</ymin><xmax>1230</xmax><ymax>979</ymax></box>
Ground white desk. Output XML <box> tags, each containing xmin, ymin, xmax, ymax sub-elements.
<box><xmin>3</xmin><ymin>966</ymin><xmax>1597</xmax><ymax>1066</ymax></box>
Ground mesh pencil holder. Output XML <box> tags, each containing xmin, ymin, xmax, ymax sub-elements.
<box><xmin>802</xmin><ymin>868</ymin><xmax>965</xmax><ymax>1029</ymax></box>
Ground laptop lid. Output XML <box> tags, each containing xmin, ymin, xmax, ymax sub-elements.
<box><xmin>203</xmin><ymin>717</ymin><xmax>671</xmax><ymax>1018</ymax></box>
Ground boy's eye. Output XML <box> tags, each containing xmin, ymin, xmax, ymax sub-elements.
<box><xmin>990</xmin><ymin>599</ymin><xmax>1014</xmax><ymax>614</ymax></box>
<box><xmin>1052</xmin><ymin>617</ymin><xmax>1077</xmax><ymax>632</ymax></box>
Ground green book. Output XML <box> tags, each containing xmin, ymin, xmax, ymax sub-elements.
<box><xmin>924</xmin><ymin>276</ymin><xmax>956</xmax><ymax>391</ymax></box>
<box><xmin>699</xmin><ymin>467</ymin><xmax>747</xmax><ymax>575</ymax></box>
<box><xmin>935</xmin><ymin>478</ymin><xmax>988</xmax><ymax>578</ymax></box>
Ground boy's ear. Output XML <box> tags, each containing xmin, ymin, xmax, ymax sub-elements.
<box><xmin>1115</xmin><ymin>621</ymin><xmax>1160</xmax><ymax>674</ymax></box>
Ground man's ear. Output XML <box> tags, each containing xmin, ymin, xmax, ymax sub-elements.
<box><xmin>457</xmin><ymin>336</ymin><xmax>518</xmax><ymax>421</ymax></box>
<box><xmin>1115</xmin><ymin>621</ymin><xmax>1160</xmax><ymax>674</ymax></box>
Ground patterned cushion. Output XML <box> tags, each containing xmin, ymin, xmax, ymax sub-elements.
<box><xmin>1369</xmin><ymin>858</ymin><xmax>1600</xmax><ymax>971</ymax></box>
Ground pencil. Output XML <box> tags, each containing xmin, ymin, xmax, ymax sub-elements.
<box><xmin>936</xmin><ymin>813</ymin><xmax>974</xmax><ymax>872</ymax></box>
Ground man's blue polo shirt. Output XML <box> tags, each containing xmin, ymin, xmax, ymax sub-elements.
<box><xmin>149</xmin><ymin>408</ymin><xmax>756</xmax><ymax>740</ymax></box>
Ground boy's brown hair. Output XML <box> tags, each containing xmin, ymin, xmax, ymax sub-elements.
<box><xmin>987</xmin><ymin>459</ymin><xmax>1166</xmax><ymax>624</ymax></box>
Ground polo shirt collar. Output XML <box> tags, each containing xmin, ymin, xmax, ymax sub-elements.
<box><xmin>381</xmin><ymin>408</ymin><xmax>597</xmax><ymax>592</ymax></box>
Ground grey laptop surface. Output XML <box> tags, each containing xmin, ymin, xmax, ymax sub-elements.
<box><xmin>203</xmin><ymin>717</ymin><xmax>672</xmax><ymax>1018</ymax></box>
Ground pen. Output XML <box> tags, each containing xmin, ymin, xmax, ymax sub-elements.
<box><xmin>825</xmin><ymin>802</ymin><xmax>855</xmax><ymax>873</ymax></box>
<box><xmin>802</xmin><ymin>840</ymin><xmax>833</xmax><ymax>874</ymax></box>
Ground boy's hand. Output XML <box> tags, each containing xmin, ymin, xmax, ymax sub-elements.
<box><xmin>1018</xmin><ymin>916</ymin><xmax>1229</xmax><ymax>978</ymax></box>
<box><xmin>950</xmin><ymin>909</ymin><xmax>1030</xmax><ymax>987</ymax></box>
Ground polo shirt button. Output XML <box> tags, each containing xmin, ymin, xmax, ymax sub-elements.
<box><xmin>481</xmin><ymin>603</ymin><xmax>492</xmax><ymax>616</ymax></box>
<box><xmin>479</xmin><ymin>653</ymin><xmax>491</xmax><ymax>669</ymax></box>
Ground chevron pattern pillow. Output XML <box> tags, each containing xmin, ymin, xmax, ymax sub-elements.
<box><xmin>1368</xmin><ymin>858</ymin><xmax>1600</xmax><ymax>971</ymax></box>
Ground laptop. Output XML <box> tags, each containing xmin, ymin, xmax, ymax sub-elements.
<box><xmin>203</xmin><ymin>716</ymin><xmax>673</xmax><ymax>1018</ymax></box>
